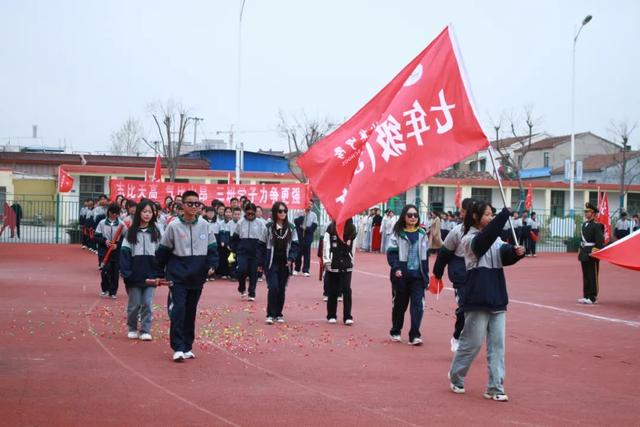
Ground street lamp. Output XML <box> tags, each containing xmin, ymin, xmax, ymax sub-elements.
<box><xmin>569</xmin><ymin>14</ymin><xmax>592</xmax><ymax>217</ymax></box>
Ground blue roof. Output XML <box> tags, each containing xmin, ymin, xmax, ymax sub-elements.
<box><xmin>519</xmin><ymin>167</ymin><xmax>551</xmax><ymax>179</ymax></box>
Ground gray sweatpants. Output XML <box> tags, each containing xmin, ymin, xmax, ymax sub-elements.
<box><xmin>449</xmin><ymin>310</ymin><xmax>506</xmax><ymax>394</ymax></box>
<box><xmin>126</xmin><ymin>286</ymin><xmax>156</xmax><ymax>334</ymax></box>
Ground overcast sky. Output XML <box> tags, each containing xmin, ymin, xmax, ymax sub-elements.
<box><xmin>1</xmin><ymin>0</ymin><xmax>639</xmax><ymax>154</ymax></box>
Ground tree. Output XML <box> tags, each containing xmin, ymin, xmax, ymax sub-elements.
<box><xmin>609</xmin><ymin>119</ymin><xmax>639</xmax><ymax>211</ymax></box>
<box><xmin>278</xmin><ymin>110</ymin><xmax>335</xmax><ymax>182</ymax></box>
<box><xmin>110</xmin><ymin>117</ymin><xmax>144</xmax><ymax>156</ymax></box>
<box><xmin>490</xmin><ymin>106</ymin><xmax>541</xmax><ymax>211</ymax></box>
<box><xmin>146</xmin><ymin>100</ymin><xmax>192</xmax><ymax>182</ymax></box>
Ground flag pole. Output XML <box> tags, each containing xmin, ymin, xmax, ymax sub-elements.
<box><xmin>487</xmin><ymin>146</ymin><xmax>519</xmax><ymax>246</ymax></box>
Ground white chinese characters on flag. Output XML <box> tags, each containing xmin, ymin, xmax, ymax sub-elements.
<box><xmin>297</xmin><ymin>25</ymin><xmax>489</xmax><ymax>233</ymax></box>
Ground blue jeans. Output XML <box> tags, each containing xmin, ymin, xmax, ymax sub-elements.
<box><xmin>390</xmin><ymin>276</ymin><xmax>425</xmax><ymax>340</ymax></box>
<box><xmin>449</xmin><ymin>311</ymin><xmax>506</xmax><ymax>394</ymax></box>
<box><xmin>126</xmin><ymin>286</ymin><xmax>156</xmax><ymax>333</ymax></box>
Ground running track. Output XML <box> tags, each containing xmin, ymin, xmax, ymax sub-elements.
<box><xmin>1</xmin><ymin>244</ymin><xmax>639</xmax><ymax>426</ymax></box>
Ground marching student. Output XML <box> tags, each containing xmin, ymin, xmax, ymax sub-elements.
<box><xmin>120</xmin><ymin>199</ymin><xmax>162</xmax><ymax>341</ymax></box>
<box><xmin>448</xmin><ymin>201</ymin><xmax>525</xmax><ymax>402</ymax></box>
<box><xmin>95</xmin><ymin>202</ymin><xmax>128</xmax><ymax>299</ymax></box>
<box><xmin>124</xmin><ymin>199</ymin><xmax>137</xmax><ymax>226</ymax></box>
<box><xmin>520</xmin><ymin>211</ymin><xmax>531</xmax><ymax>255</ymax></box>
<box><xmin>386</xmin><ymin>204</ymin><xmax>430</xmax><ymax>346</ymax></box>
<box><xmin>323</xmin><ymin>218</ymin><xmax>357</xmax><ymax>325</ymax></box>
<box><xmin>155</xmin><ymin>191</ymin><xmax>218</xmax><ymax>362</ymax></box>
<box><xmin>511</xmin><ymin>212</ymin><xmax>522</xmax><ymax>246</ymax></box>
<box><xmin>614</xmin><ymin>212</ymin><xmax>632</xmax><ymax>240</ymax></box>
<box><xmin>263</xmin><ymin>201</ymin><xmax>299</xmax><ymax>324</ymax></box>
<box><xmin>293</xmin><ymin>200</ymin><xmax>318</xmax><ymax>276</ymax></box>
<box><xmin>216</xmin><ymin>207</ymin><xmax>234</xmax><ymax>279</ymax></box>
<box><xmin>255</xmin><ymin>206</ymin><xmax>267</xmax><ymax>282</ymax></box>
<box><xmin>633</xmin><ymin>214</ymin><xmax>640</xmax><ymax>232</ymax></box>
<box><xmin>230</xmin><ymin>203</ymin><xmax>267</xmax><ymax>301</ymax></box>
<box><xmin>526</xmin><ymin>212</ymin><xmax>539</xmax><ymax>257</ymax></box>
<box><xmin>203</xmin><ymin>207</ymin><xmax>218</xmax><ymax>281</ymax></box>
<box><xmin>432</xmin><ymin>198</ymin><xmax>474</xmax><ymax>352</ymax></box>
<box><xmin>90</xmin><ymin>194</ymin><xmax>109</xmax><ymax>256</ymax></box>
<box><xmin>79</xmin><ymin>199</ymin><xmax>89</xmax><ymax>249</ymax></box>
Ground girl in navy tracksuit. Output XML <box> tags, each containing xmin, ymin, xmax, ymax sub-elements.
<box><xmin>230</xmin><ymin>203</ymin><xmax>267</xmax><ymax>301</ymax></box>
<box><xmin>263</xmin><ymin>201</ymin><xmax>299</xmax><ymax>324</ymax></box>
<box><xmin>386</xmin><ymin>204</ymin><xmax>429</xmax><ymax>346</ymax></box>
<box><xmin>95</xmin><ymin>202</ymin><xmax>127</xmax><ymax>298</ymax></box>
<box><xmin>119</xmin><ymin>199</ymin><xmax>162</xmax><ymax>341</ymax></box>
<box><xmin>432</xmin><ymin>198</ymin><xmax>475</xmax><ymax>352</ymax></box>
<box><xmin>448</xmin><ymin>202</ymin><xmax>525</xmax><ymax>402</ymax></box>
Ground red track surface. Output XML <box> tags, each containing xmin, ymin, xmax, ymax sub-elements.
<box><xmin>1</xmin><ymin>244</ymin><xmax>639</xmax><ymax>426</ymax></box>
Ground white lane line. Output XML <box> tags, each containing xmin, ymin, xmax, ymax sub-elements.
<box><xmin>86</xmin><ymin>300</ymin><xmax>240</xmax><ymax>427</ymax></box>
<box><xmin>312</xmin><ymin>261</ymin><xmax>640</xmax><ymax>328</ymax></box>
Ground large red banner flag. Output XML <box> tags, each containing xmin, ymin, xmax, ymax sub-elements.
<box><xmin>592</xmin><ymin>229</ymin><xmax>640</xmax><ymax>271</ymax></box>
<box><xmin>297</xmin><ymin>26</ymin><xmax>489</xmax><ymax>230</ymax></box>
<box><xmin>58</xmin><ymin>167</ymin><xmax>74</xmax><ymax>193</ymax></box>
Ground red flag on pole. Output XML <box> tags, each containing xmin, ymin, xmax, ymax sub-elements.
<box><xmin>525</xmin><ymin>184</ymin><xmax>533</xmax><ymax>211</ymax></box>
<box><xmin>58</xmin><ymin>167</ymin><xmax>74</xmax><ymax>193</ymax></box>
<box><xmin>454</xmin><ymin>181</ymin><xmax>462</xmax><ymax>210</ymax></box>
<box><xmin>227</xmin><ymin>172</ymin><xmax>234</xmax><ymax>184</ymax></box>
<box><xmin>152</xmin><ymin>155</ymin><xmax>162</xmax><ymax>183</ymax></box>
<box><xmin>597</xmin><ymin>191</ymin><xmax>611</xmax><ymax>244</ymax></box>
<box><xmin>144</xmin><ymin>170</ymin><xmax>150</xmax><ymax>182</ymax></box>
<box><xmin>297</xmin><ymin>26</ymin><xmax>489</xmax><ymax>234</ymax></box>
<box><xmin>592</xmin><ymin>229</ymin><xmax>640</xmax><ymax>271</ymax></box>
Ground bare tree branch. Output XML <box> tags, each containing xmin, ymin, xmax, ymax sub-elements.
<box><xmin>148</xmin><ymin>100</ymin><xmax>192</xmax><ymax>182</ymax></box>
<box><xmin>110</xmin><ymin>117</ymin><xmax>145</xmax><ymax>155</ymax></box>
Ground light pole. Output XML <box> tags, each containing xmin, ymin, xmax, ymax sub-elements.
<box><xmin>235</xmin><ymin>0</ymin><xmax>246</xmax><ymax>184</ymax></box>
<box><xmin>569</xmin><ymin>14</ymin><xmax>592</xmax><ymax>217</ymax></box>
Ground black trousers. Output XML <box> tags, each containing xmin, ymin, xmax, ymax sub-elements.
<box><xmin>581</xmin><ymin>260</ymin><xmax>599</xmax><ymax>302</ymax></box>
<box><xmin>168</xmin><ymin>285</ymin><xmax>202</xmax><ymax>352</ymax></box>
<box><xmin>266</xmin><ymin>263</ymin><xmax>289</xmax><ymax>318</ymax></box>
<box><xmin>238</xmin><ymin>255</ymin><xmax>259</xmax><ymax>297</ymax></box>
<box><xmin>390</xmin><ymin>276</ymin><xmax>425</xmax><ymax>340</ymax></box>
<box><xmin>453</xmin><ymin>287</ymin><xmax>465</xmax><ymax>340</ymax></box>
<box><xmin>217</xmin><ymin>245</ymin><xmax>230</xmax><ymax>276</ymax></box>
<box><xmin>295</xmin><ymin>241</ymin><xmax>312</xmax><ymax>273</ymax></box>
<box><xmin>326</xmin><ymin>271</ymin><xmax>352</xmax><ymax>321</ymax></box>
<box><xmin>100</xmin><ymin>259</ymin><xmax>119</xmax><ymax>296</ymax></box>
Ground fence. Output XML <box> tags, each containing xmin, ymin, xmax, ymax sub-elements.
<box><xmin>0</xmin><ymin>196</ymin><xmax>621</xmax><ymax>252</ymax></box>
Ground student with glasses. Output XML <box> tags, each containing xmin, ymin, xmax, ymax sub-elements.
<box><xmin>230</xmin><ymin>203</ymin><xmax>267</xmax><ymax>301</ymax></box>
<box><xmin>263</xmin><ymin>202</ymin><xmax>299</xmax><ymax>324</ymax></box>
<box><xmin>386</xmin><ymin>205</ymin><xmax>430</xmax><ymax>346</ymax></box>
<box><xmin>155</xmin><ymin>191</ymin><xmax>218</xmax><ymax>362</ymax></box>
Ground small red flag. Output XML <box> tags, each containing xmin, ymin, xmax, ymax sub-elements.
<box><xmin>58</xmin><ymin>167</ymin><xmax>74</xmax><ymax>193</ymax></box>
<box><xmin>297</xmin><ymin>26</ymin><xmax>489</xmax><ymax>235</ymax></box>
<box><xmin>597</xmin><ymin>192</ymin><xmax>611</xmax><ymax>244</ymax></box>
<box><xmin>525</xmin><ymin>185</ymin><xmax>533</xmax><ymax>211</ymax></box>
<box><xmin>152</xmin><ymin>155</ymin><xmax>162</xmax><ymax>183</ymax></box>
<box><xmin>454</xmin><ymin>182</ymin><xmax>462</xmax><ymax>210</ymax></box>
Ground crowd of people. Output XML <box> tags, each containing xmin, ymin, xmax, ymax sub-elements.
<box><xmin>77</xmin><ymin>190</ymin><xmax>639</xmax><ymax>402</ymax></box>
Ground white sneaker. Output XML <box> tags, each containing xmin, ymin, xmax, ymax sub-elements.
<box><xmin>292</xmin><ymin>271</ymin><xmax>299</xmax><ymax>276</ymax></box>
<box><xmin>265</xmin><ymin>317</ymin><xmax>274</xmax><ymax>325</ymax></box>
<box><xmin>276</xmin><ymin>317</ymin><xmax>285</xmax><ymax>323</ymax></box>
<box><xmin>323</xmin><ymin>296</ymin><xmax>328</xmax><ymax>302</ymax></box>
<box><xmin>345</xmin><ymin>319</ymin><xmax>354</xmax><ymax>325</ymax></box>
<box><xmin>127</xmin><ymin>331</ymin><xmax>139</xmax><ymax>339</ymax></box>
<box><xmin>484</xmin><ymin>392</ymin><xmax>509</xmax><ymax>402</ymax></box>
<box><xmin>578</xmin><ymin>298</ymin><xmax>594</xmax><ymax>305</ymax></box>
<box><xmin>184</xmin><ymin>351</ymin><xmax>195</xmax><ymax>359</ymax></box>
<box><xmin>303</xmin><ymin>272</ymin><xmax>310</xmax><ymax>277</ymax></box>
<box><xmin>450</xmin><ymin>383</ymin><xmax>466</xmax><ymax>394</ymax></box>
<box><xmin>248</xmin><ymin>297</ymin><xmax>255</xmax><ymax>302</ymax></box>
<box><xmin>172</xmin><ymin>351</ymin><xmax>185</xmax><ymax>362</ymax></box>
<box><xmin>99</xmin><ymin>291</ymin><xmax>107</xmax><ymax>297</ymax></box>
<box><xmin>338</xmin><ymin>296</ymin><xmax>343</xmax><ymax>302</ymax></box>
<box><xmin>408</xmin><ymin>337</ymin><xmax>423</xmax><ymax>346</ymax></box>
<box><xmin>110</xmin><ymin>295</ymin><xmax>117</xmax><ymax>299</ymax></box>
<box><xmin>139</xmin><ymin>333</ymin><xmax>152</xmax><ymax>341</ymax></box>
<box><xmin>450</xmin><ymin>337</ymin><xmax>459</xmax><ymax>352</ymax></box>
<box><xmin>327</xmin><ymin>318</ymin><xmax>337</xmax><ymax>324</ymax></box>
<box><xmin>390</xmin><ymin>334</ymin><xmax>402</xmax><ymax>342</ymax></box>
<box><xmin>258</xmin><ymin>277</ymin><xmax>263</xmax><ymax>282</ymax></box>
<box><xmin>240</xmin><ymin>292</ymin><xmax>248</xmax><ymax>299</ymax></box>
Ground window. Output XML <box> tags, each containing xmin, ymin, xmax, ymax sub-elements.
<box><xmin>471</xmin><ymin>188</ymin><xmax>492</xmax><ymax>203</ymax></box>
<box><xmin>543</xmin><ymin>152</ymin><xmax>550</xmax><ymax>168</ymax></box>
<box><xmin>588</xmin><ymin>191</ymin><xmax>599</xmax><ymax>207</ymax></box>
<box><xmin>479</xmin><ymin>159</ymin><xmax>486</xmax><ymax>171</ymax></box>
<box><xmin>0</xmin><ymin>186</ymin><xmax>5</xmax><ymax>207</ymax></box>
<box><xmin>511</xmin><ymin>188</ymin><xmax>524</xmax><ymax>210</ymax></box>
<box><xmin>124</xmin><ymin>176</ymin><xmax>144</xmax><ymax>181</ymax></box>
<box><xmin>551</xmin><ymin>190</ymin><xmax>565</xmax><ymax>217</ymax></box>
<box><xmin>628</xmin><ymin>193</ymin><xmax>640</xmax><ymax>215</ymax></box>
<box><xmin>79</xmin><ymin>176</ymin><xmax>105</xmax><ymax>201</ymax></box>
<box><xmin>164</xmin><ymin>178</ymin><xmax>189</xmax><ymax>183</ymax></box>
<box><xmin>428</xmin><ymin>186</ymin><xmax>444</xmax><ymax>212</ymax></box>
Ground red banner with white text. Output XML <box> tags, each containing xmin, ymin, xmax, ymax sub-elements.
<box><xmin>109</xmin><ymin>179</ymin><xmax>309</xmax><ymax>209</ymax></box>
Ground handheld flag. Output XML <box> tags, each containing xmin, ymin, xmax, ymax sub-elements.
<box><xmin>597</xmin><ymin>192</ymin><xmax>611</xmax><ymax>244</ymax></box>
<box><xmin>525</xmin><ymin>185</ymin><xmax>533</xmax><ymax>211</ymax></box>
<box><xmin>58</xmin><ymin>167</ymin><xmax>74</xmax><ymax>193</ymax></box>
<box><xmin>297</xmin><ymin>25</ymin><xmax>489</xmax><ymax>235</ymax></box>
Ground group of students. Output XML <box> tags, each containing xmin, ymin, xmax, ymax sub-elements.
<box><xmin>83</xmin><ymin>190</ymin><xmax>527</xmax><ymax>401</ymax></box>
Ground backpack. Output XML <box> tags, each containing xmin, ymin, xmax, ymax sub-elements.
<box><xmin>329</xmin><ymin>234</ymin><xmax>353</xmax><ymax>272</ymax></box>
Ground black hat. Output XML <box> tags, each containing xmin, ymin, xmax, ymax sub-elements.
<box><xmin>584</xmin><ymin>202</ymin><xmax>599</xmax><ymax>214</ymax></box>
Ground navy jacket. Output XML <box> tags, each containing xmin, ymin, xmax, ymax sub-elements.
<box><xmin>230</xmin><ymin>218</ymin><xmax>267</xmax><ymax>266</ymax></box>
<box><xmin>386</xmin><ymin>227</ymin><xmax>430</xmax><ymax>285</ymax></box>
<box><xmin>120</xmin><ymin>226</ymin><xmax>162</xmax><ymax>287</ymax></box>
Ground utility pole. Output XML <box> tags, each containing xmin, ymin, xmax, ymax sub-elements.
<box><xmin>190</xmin><ymin>117</ymin><xmax>204</xmax><ymax>146</ymax></box>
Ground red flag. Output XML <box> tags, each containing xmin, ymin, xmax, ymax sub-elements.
<box><xmin>227</xmin><ymin>172</ymin><xmax>234</xmax><ymax>184</ymax></box>
<box><xmin>58</xmin><ymin>167</ymin><xmax>74</xmax><ymax>193</ymax></box>
<box><xmin>592</xmin><ymin>229</ymin><xmax>640</xmax><ymax>271</ymax></box>
<box><xmin>297</xmin><ymin>26</ymin><xmax>489</xmax><ymax>234</ymax></box>
<box><xmin>144</xmin><ymin>170</ymin><xmax>150</xmax><ymax>182</ymax></box>
<box><xmin>454</xmin><ymin>181</ymin><xmax>462</xmax><ymax>210</ymax></box>
<box><xmin>597</xmin><ymin>192</ymin><xmax>611</xmax><ymax>244</ymax></box>
<box><xmin>152</xmin><ymin>155</ymin><xmax>162</xmax><ymax>182</ymax></box>
<box><xmin>525</xmin><ymin>184</ymin><xmax>533</xmax><ymax>211</ymax></box>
